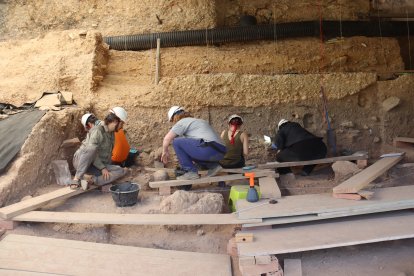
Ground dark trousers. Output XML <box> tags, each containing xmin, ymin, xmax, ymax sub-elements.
<box><xmin>276</xmin><ymin>138</ymin><xmax>327</xmax><ymax>175</ymax></box>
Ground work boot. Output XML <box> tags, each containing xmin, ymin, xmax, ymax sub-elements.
<box><xmin>176</xmin><ymin>171</ymin><xmax>200</xmax><ymax>180</ymax></box>
<box><xmin>206</xmin><ymin>164</ymin><xmax>223</xmax><ymax>177</ymax></box>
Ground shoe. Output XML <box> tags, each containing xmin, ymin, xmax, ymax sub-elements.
<box><xmin>176</xmin><ymin>171</ymin><xmax>200</xmax><ymax>180</ymax></box>
<box><xmin>206</xmin><ymin>164</ymin><xmax>223</xmax><ymax>177</ymax></box>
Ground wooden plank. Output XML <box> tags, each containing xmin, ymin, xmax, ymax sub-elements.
<box><xmin>332</xmin><ymin>193</ymin><xmax>362</xmax><ymax>200</ymax></box>
<box><xmin>235</xmin><ymin>233</ymin><xmax>254</xmax><ymax>243</ymax></box>
<box><xmin>13</xmin><ymin>212</ymin><xmax>262</xmax><ymax>225</ymax></box>
<box><xmin>237</xmin><ymin>185</ymin><xmax>414</xmax><ymax>220</ymax></box>
<box><xmin>149</xmin><ymin>171</ymin><xmax>276</xmax><ymax>188</ymax></box>
<box><xmin>238</xmin><ymin>211</ymin><xmax>414</xmax><ymax>256</ymax></box>
<box><xmin>0</xmin><ymin>187</ymin><xmax>91</xmax><ymax>219</ymax></box>
<box><xmin>284</xmin><ymin>259</ymin><xmax>302</xmax><ymax>276</ymax></box>
<box><xmin>242</xmin><ymin>198</ymin><xmax>414</xmax><ymax>228</ymax></box>
<box><xmin>0</xmin><ymin>234</ymin><xmax>232</xmax><ymax>276</ymax></box>
<box><xmin>333</xmin><ymin>154</ymin><xmax>404</xmax><ymax>194</ymax></box>
<box><xmin>258</xmin><ymin>154</ymin><xmax>368</xmax><ymax>169</ymax></box>
<box><xmin>155</xmin><ymin>38</ymin><xmax>161</xmax><ymax>84</ymax></box>
<box><xmin>259</xmin><ymin>177</ymin><xmax>281</xmax><ymax>199</ymax></box>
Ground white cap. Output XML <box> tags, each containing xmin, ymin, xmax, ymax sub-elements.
<box><xmin>228</xmin><ymin>114</ymin><xmax>243</xmax><ymax>124</ymax></box>
<box><xmin>278</xmin><ymin>119</ymin><xmax>289</xmax><ymax>129</ymax></box>
<box><xmin>168</xmin><ymin>106</ymin><xmax>184</xmax><ymax>122</ymax></box>
<box><xmin>81</xmin><ymin>113</ymin><xmax>93</xmax><ymax>128</ymax></box>
<box><xmin>110</xmin><ymin>107</ymin><xmax>127</xmax><ymax>122</ymax></box>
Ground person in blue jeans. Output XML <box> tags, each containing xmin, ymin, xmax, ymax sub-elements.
<box><xmin>161</xmin><ymin>106</ymin><xmax>227</xmax><ymax>180</ymax></box>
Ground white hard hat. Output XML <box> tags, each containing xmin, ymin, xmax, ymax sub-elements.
<box><xmin>168</xmin><ymin>106</ymin><xmax>184</xmax><ymax>122</ymax></box>
<box><xmin>110</xmin><ymin>107</ymin><xmax>127</xmax><ymax>122</ymax></box>
<box><xmin>278</xmin><ymin>119</ymin><xmax>289</xmax><ymax>129</ymax></box>
<box><xmin>228</xmin><ymin>114</ymin><xmax>243</xmax><ymax>124</ymax></box>
<box><xmin>81</xmin><ymin>113</ymin><xmax>93</xmax><ymax>128</ymax></box>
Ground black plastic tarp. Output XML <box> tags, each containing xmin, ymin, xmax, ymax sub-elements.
<box><xmin>0</xmin><ymin>110</ymin><xmax>46</xmax><ymax>173</ymax></box>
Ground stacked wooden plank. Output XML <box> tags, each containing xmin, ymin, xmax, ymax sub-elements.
<box><xmin>237</xmin><ymin>185</ymin><xmax>414</xmax><ymax>226</ymax></box>
<box><xmin>0</xmin><ymin>234</ymin><xmax>232</xmax><ymax>276</ymax></box>
<box><xmin>232</xmin><ymin>153</ymin><xmax>414</xmax><ymax>261</ymax></box>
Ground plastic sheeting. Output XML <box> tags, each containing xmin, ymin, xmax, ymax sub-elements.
<box><xmin>0</xmin><ymin>110</ymin><xmax>46</xmax><ymax>173</ymax></box>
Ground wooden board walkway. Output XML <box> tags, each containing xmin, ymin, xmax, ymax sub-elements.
<box><xmin>333</xmin><ymin>154</ymin><xmax>404</xmax><ymax>194</ymax></box>
<box><xmin>149</xmin><ymin>171</ymin><xmax>276</xmax><ymax>188</ymax></box>
<box><xmin>13</xmin><ymin>212</ymin><xmax>262</xmax><ymax>225</ymax></box>
<box><xmin>238</xmin><ymin>211</ymin><xmax>414</xmax><ymax>256</ymax></box>
<box><xmin>0</xmin><ymin>234</ymin><xmax>232</xmax><ymax>276</ymax></box>
<box><xmin>236</xmin><ymin>185</ymin><xmax>414</xmax><ymax>220</ymax></box>
<box><xmin>0</xmin><ymin>186</ymin><xmax>92</xmax><ymax>219</ymax></box>
<box><xmin>258</xmin><ymin>153</ymin><xmax>368</xmax><ymax>169</ymax></box>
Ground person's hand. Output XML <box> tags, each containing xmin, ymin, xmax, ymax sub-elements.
<box><xmin>161</xmin><ymin>151</ymin><xmax>169</xmax><ymax>164</ymax></box>
<box><xmin>102</xmin><ymin>168</ymin><xmax>110</xmax><ymax>180</ymax></box>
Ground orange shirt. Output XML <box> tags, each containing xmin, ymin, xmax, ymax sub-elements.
<box><xmin>112</xmin><ymin>129</ymin><xmax>130</xmax><ymax>163</ymax></box>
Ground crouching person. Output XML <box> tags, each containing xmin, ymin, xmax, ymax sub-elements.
<box><xmin>70</xmin><ymin>111</ymin><xmax>127</xmax><ymax>189</ymax></box>
<box><xmin>161</xmin><ymin>106</ymin><xmax>227</xmax><ymax>180</ymax></box>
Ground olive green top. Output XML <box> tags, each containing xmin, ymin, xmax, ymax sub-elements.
<box><xmin>220</xmin><ymin>131</ymin><xmax>243</xmax><ymax>166</ymax></box>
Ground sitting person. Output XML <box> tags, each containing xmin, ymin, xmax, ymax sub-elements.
<box><xmin>161</xmin><ymin>106</ymin><xmax>227</xmax><ymax>180</ymax></box>
<box><xmin>70</xmin><ymin>110</ymin><xmax>127</xmax><ymax>189</ymax></box>
<box><xmin>110</xmin><ymin>107</ymin><xmax>132</xmax><ymax>167</ymax></box>
<box><xmin>274</xmin><ymin>119</ymin><xmax>327</xmax><ymax>176</ymax></box>
<box><xmin>219</xmin><ymin>114</ymin><xmax>249</xmax><ymax>168</ymax></box>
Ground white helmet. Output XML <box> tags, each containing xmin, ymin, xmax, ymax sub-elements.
<box><xmin>228</xmin><ymin>114</ymin><xmax>243</xmax><ymax>124</ymax></box>
<box><xmin>278</xmin><ymin>119</ymin><xmax>289</xmax><ymax>129</ymax></box>
<box><xmin>168</xmin><ymin>106</ymin><xmax>184</xmax><ymax>122</ymax></box>
<box><xmin>110</xmin><ymin>107</ymin><xmax>127</xmax><ymax>122</ymax></box>
<box><xmin>81</xmin><ymin>113</ymin><xmax>93</xmax><ymax>128</ymax></box>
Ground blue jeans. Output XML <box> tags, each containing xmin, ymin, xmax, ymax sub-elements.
<box><xmin>172</xmin><ymin>138</ymin><xmax>226</xmax><ymax>172</ymax></box>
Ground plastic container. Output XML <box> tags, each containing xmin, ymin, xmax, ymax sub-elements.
<box><xmin>109</xmin><ymin>182</ymin><xmax>140</xmax><ymax>207</ymax></box>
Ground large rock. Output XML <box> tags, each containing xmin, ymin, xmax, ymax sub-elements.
<box><xmin>382</xmin><ymin>96</ymin><xmax>401</xmax><ymax>112</ymax></box>
<box><xmin>332</xmin><ymin>161</ymin><xmax>361</xmax><ymax>183</ymax></box>
<box><xmin>159</xmin><ymin>190</ymin><xmax>224</xmax><ymax>214</ymax></box>
<box><xmin>153</xmin><ymin>170</ymin><xmax>169</xmax><ymax>181</ymax></box>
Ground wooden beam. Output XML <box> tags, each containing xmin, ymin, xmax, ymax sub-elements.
<box><xmin>155</xmin><ymin>38</ymin><xmax>161</xmax><ymax>84</ymax></box>
<box><xmin>333</xmin><ymin>154</ymin><xmax>404</xmax><ymax>194</ymax></box>
<box><xmin>259</xmin><ymin>177</ymin><xmax>281</xmax><ymax>199</ymax></box>
<box><xmin>149</xmin><ymin>171</ymin><xmax>276</xmax><ymax>188</ymax></box>
<box><xmin>0</xmin><ymin>187</ymin><xmax>92</xmax><ymax>219</ymax></box>
<box><xmin>235</xmin><ymin>233</ymin><xmax>254</xmax><ymax>243</ymax></box>
<box><xmin>238</xmin><ymin>211</ymin><xmax>414</xmax><ymax>256</ymax></box>
<box><xmin>393</xmin><ymin>137</ymin><xmax>414</xmax><ymax>148</ymax></box>
<box><xmin>0</xmin><ymin>234</ymin><xmax>232</xmax><ymax>276</ymax></box>
<box><xmin>13</xmin><ymin>211</ymin><xmax>262</xmax><ymax>225</ymax></box>
<box><xmin>237</xmin><ymin>185</ymin><xmax>414</xmax><ymax>220</ymax></box>
<box><xmin>258</xmin><ymin>154</ymin><xmax>368</xmax><ymax>169</ymax></box>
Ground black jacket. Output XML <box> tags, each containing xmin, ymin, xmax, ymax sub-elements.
<box><xmin>275</xmin><ymin>122</ymin><xmax>321</xmax><ymax>150</ymax></box>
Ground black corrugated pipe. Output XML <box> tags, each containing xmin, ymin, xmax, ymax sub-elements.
<box><xmin>104</xmin><ymin>20</ymin><xmax>414</xmax><ymax>51</ymax></box>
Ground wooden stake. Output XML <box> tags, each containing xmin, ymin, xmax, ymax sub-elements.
<box><xmin>155</xmin><ymin>38</ymin><xmax>161</xmax><ymax>84</ymax></box>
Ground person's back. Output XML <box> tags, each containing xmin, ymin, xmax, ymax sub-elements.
<box><xmin>112</xmin><ymin>129</ymin><xmax>130</xmax><ymax>164</ymax></box>
<box><xmin>276</xmin><ymin>121</ymin><xmax>319</xmax><ymax>150</ymax></box>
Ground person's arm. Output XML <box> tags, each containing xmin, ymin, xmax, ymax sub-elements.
<box><xmin>240</xmin><ymin>132</ymin><xmax>249</xmax><ymax>158</ymax></box>
<box><xmin>88</xmin><ymin>128</ymin><xmax>106</xmax><ymax>171</ymax></box>
<box><xmin>220</xmin><ymin>130</ymin><xmax>226</xmax><ymax>140</ymax></box>
<box><xmin>161</xmin><ymin>130</ymin><xmax>177</xmax><ymax>164</ymax></box>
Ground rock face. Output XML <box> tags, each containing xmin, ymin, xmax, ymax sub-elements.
<box><xmin>159</xmin><ymin>190</ymin><xmax>224</xmax><ymax>214</ymax></box>
<box><xmin>332</xmin><ymin>161</ymin><xmax>361</xmax><ymax>184</ymax></box>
